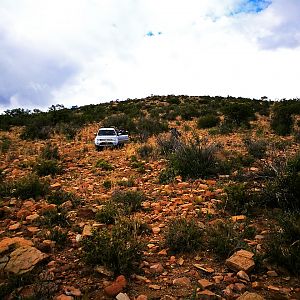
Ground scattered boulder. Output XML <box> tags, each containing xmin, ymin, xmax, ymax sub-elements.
<box><xmin>173</xmin><ymin>277</ymin><xmax>191</xmax><ymax>287</ymax></box>
<box><xmin>2</xmin><ymin>246</ymin><xmax>48</xmax><ymax>275</ymax></box>
<box><xmin>226</xmin><ymin>250</ymin><xmax>255</xmax><ymax>273</ymax></box>
<box><xmin>237</xmin><ymin>292</ymin><xmax>265</xmax><ymax>300</ymax></box>
<box><xmin>104</xmin><ymin>275</ymin><xmax>127</xmax><ymax>297</ymax></box>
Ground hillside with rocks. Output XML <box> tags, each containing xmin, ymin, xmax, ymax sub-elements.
<box><xmin>0</xmin><ymin>95</ymin><xmax>300</xmax><ymax>300</ymax></box>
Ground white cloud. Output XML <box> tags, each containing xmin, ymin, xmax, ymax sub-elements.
<box><xmin>0</xmin><ymin>0</ymin><xmax>299</xmax><ymax>112</ymax></box>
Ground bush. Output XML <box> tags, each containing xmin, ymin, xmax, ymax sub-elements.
<box><xmin>47</xmin><ymin>189</ymin><xmax>81</xmax><ymax>207</ymax></box>
<box><xmin>34</xmin><ymin>159</ymin><xmax>62</xmax><ymax>177</ymax></box>
<box><xmin>111</xmin><ymin>190</ymin><xmax>145</xmax><ymax>214</ymax></box>
<box><xmin>0</xmin><ymin>136</ymin><xmax>11</xmax><ymax>154</ymax></box>
<box><xmin>103</xmin><ymin>179</ymin><xmax>112</xmax><ymax>190</ymax></box>
<box><xmin>157</xmin><ymin>134</ymin><xmax>181</xmax><ymax>156</ymax></box>
<box><xmin>40</xmin><ymin>144</ymin><xmax>60</xmax><ymax>160</ymax></box>
<box><xmin>8</xmin><ymin>175</ymin><xmax>49</xmax><ymax>200</ymax></box>
<box><xmin>224</xmin><ymin>184</ymin><xmax>256</xmax><ymax>214</ymax></box>
<box><xmin>102</xmin><ymin>113</ymin><xmax>136</xmax><ymax>132</ymax></box>
<box><xmin>262</xmin><ymin>152</ymin><xmax>300</xmax><ymax>211</ymax></box>
<box><xmin>266</xmin><ymin>212</ymin><xmax>300</xmax><ymax>275</ymax></box>
<box><xmin>46</xmin><ymin>227</ymin><xmax>68</xmax><ymax>248</ymax></box>
<box><xmin>243</xmin><ymin>138</ymin><xmax>267</xmax><ymax>159</ymax></box>
<box><xmin>82</xmin><ymin>219</ymin><xmax>144</xmax><ymax>275</ymax></box>
<box><xmin>164</xmin><ymin>218</ymin><xmax>204</xmax><ymax>253</ymax></box>
<box><xmin>96</xmin><ymin>201</ymin><xmax>120</xmax><ymax>224</ymax></box>
<box><xmin>170</xmin><ymin>137</ymin><xmax>220</xmax><ymax>180</ymax></box>
<box><xmin>95</xmin><ymin>159</ymin><xmax>113</xmax><ymax>171</ymax></box>
<box><xmin>222</xmin><ymin>102</ymin><xmax>255</xmax><ymax>127</ymax></box>
<box><xmin>207</xmin><ymin>221</ymin><xmax>247</xmax><ymax>259</ymax></box>
<box><xmin>137</xmin><ymin>144</ymin><xmax>154</xmax><ymax>159</ymax></box>
<box><xmin>20</xmin><ymin>124</ymin><xmax>53</xmax><ymax>140</ymax></box>
<box><xmin>40</xmin><ymin>210</ymin><xmax>69</xmax><ymax>227</ymax></box>
<box><xmin>197</xmin><ymin>115</ymin><xmax>220</xmax><ymax>129</ymax></box>
<box><xmin>136</xmin><ymin>117</ymin><xmax>168</xmax><ymax>140</ymax></box>
<box><xmin>159</xmin><ymin>167</ymin><xmax>176</xmax><ymax>184</ymax></box>
<box><xmin>130</xmin><ymin>156</ymin><xmax>146</xmax><ymax>173</ymax></box>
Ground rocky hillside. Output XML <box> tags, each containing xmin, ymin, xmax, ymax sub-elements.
<box><xmin>0</xmin><ymin>96</ymin><xmax>300</xmax><ymax>299</ymax></box>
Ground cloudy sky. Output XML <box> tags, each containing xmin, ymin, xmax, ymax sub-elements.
<box><xmin>0</xmin><ymin>0</ymin><xmax>300</xmax><ymax>112</ymax></box>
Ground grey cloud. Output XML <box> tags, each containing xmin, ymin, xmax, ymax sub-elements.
<box><xmin>257</xmin><ymin>0</ymin><xmax>300</xmax><ymax>49</ymax></box>
<box><xmin>0</xmin><ymin>30</ymin><xmax>79</xmax><ymax>109</ymax></box>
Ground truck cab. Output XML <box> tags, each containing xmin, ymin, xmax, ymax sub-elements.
<box><xmin>94</xmin><ymin>127</ymin><xmax>129</xmax><ymax>150</ymax></box>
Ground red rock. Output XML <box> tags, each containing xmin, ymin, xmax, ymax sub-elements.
<box><xmin>0</xmin><ymin>237</ymin><xmax>33</xmax><ymax>254</ymax></box>
<box><xmin>136</xmin><ymin>295</ymin><xmax>148</xmax><ymax>300</ymax></box>
<box><xmin>237</xmin><ymin>292</ymin><xmax>265</xmax><ymax>300</ymax></box>
<box><xmin>104</xmin><ymin>275</ymin><xmax>127</xmax><ymax>297</ymax></box>
<box><xmin>173</xmin><ymin>277</ymin><xmax>191</xmax><ymax>287</ymax></box>
<box><xmin>150</xmin><ymin>263</ymin><xmax>164</xmax><ymax>274</ymax></box>
<box><xmin>226</xmin><ymin>250</ymin><xmax>255</xmax><ymax>273</ymax></box>
<box><xmin>197</xmin><ymin>289</ymin><xmax>218</xmax><ymax>299</ymax></box>
<box><xmin>198</xmin><ymin>278</ymin><xmax>213</xmax><ymax>290</ymax></box>
<box><xmin>237</xmin><ymin>270</ymin><xmax>250</xmax><ymax>282</ymax></box>
<box><xmin>55</xmin><ymin>295</ymin><xmax>73</xmax><ymax>300</ymax></box>
<box><xmin>8</xmin><ymin>223</ymin><xmax>21</xmax><ymax>230</ymax></box>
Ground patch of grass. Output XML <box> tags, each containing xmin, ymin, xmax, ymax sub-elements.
<box><xmin>46</xmin><ymin>189</ymin><xmax>81</xmax><ymax>207</ymax></box>
<box><xmin>96</xmin><ymin>201</ymin><xmax>120</xmax><ymax>224</ymax></box>
<box><xmin>197</xmin><ymin>114</ymin><xmax>220</xmax><ymax>129</ymax></box>
<box><xmin>40</xmin><ymin>144</ymin><xmax>60</xmax><ymax>160</ymax></box>
<box><xmin>0</xmin><ymin>136</ymin><xmax>11</xmax><ymax>154</ymax></box>
<box><xmin>243</xmin><ymin>138</ymin><xmax>267</xmax><ymax>159</ymax></box>
<box><xmin>159</xmin><ymin>167</ymin><xmax>176</xmax><ymax>184</ymax></box>
<box><xmin>224</xmin><ymin>184</ymin><xmax>256</xmax><ymax>215</ymax></box>
<box><xmin>266</xmin><ymin>212</ymin><xmax>300</xmax><ymax>275</ymax></box>
<box><xmin>130</xmin><ymin>156</ymin><xmax>146</xmax><ymax>173</ymax></box>
<box><xmin>207</xmin><ymin>220</ymin><xmax>247</xmax><ymax>259</ymax></box>
<box><xmin>170</xmin><ymin>136</ymin><xmax>220</xmax><ymax>180</ymax></box>
<box><xmin>34</xmin><ymin>159</ymin><xmax>63</xmax><ymax>177</ymax></box>
<box><xmin>262</xmin><ymin>152</ymin><xmax>300</xmax><ymax>211</ymax></box>
<box><xmin>95</xmin><ymin>159</ymin><xmax>114</xmax><ymax>171</ymax></box>
<box><xmin>111</xmin><ymin>190</ymin><xmax>145</xmax><ymax>214</ymax></box>
<box><xmin>103</xmin><ymin>179</ymin><xmax>112</xmax><ymax>190</ymax></box>
<box><xmin>164</xmin><ymin>218</ymin><xmax>204</xmax><ymax>253</ymax></box>
<box><xmin>82</xmin><ymin>219</ymin><xmax>144</xmax><ymax>275</ymax></box>
<box><xmin>137</xmin><ymin>144</ymin><xmax>154</xmax><ymax>159</ymax></box>
<box><xmin>46</xmin><ymin>227</ymin><xmax>68</xmax><ymax>248</ymax></box>
<box><xmin>0</xmin><ymin>174</ymin><xmax>49</xmax><ymax>200</ymax></box>
<box><xmin>117</xmin><ymin>177</ymin><xmax>135</xmax><ymax>187</ymax></box>
<box><xmin>40</xmin><ymin>210</ymin><xmax>70</xmax><ymax>227</ymax></box>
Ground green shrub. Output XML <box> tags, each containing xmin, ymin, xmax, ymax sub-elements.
<box><xmin>40</xmin><ymin>210</ymin><xmax>69</xmax><ymax>227</ymax></box>
<box><xmin>20</xmin><ymin>123</ymin><xmax>53</xmax><ymax>140</ymax></box>
<box><xmin>40</xmin><ymin>144</ymin><xmax>60</xmax><ymax>160</ymax></box>
<box><xmin>111</xmin><ymin>190</ymin><xmax>145</xmax><ymax>214</ymax></box>
<box><xmin>46</xmin><ymin>189</ymin><xmax>81</xmax><ymax>206</ymax></box>
<box><xmin>136</xmin><ymin>117</ymin><xmax>168</xmax><ymax>140</ymax></box>
<box><xmin>137</xmin><ymin>144</ymin><xmax>154</xmax><ymax>159</ymax></box>
<box><xmin>170</xmin><ymin>137</ymin><xmax>220</xmax><ymax>180</ymax></box>
<box><xmin>266</xmin><ymin>212</ymin><xmax>300</xmax><ymax>275</ymax></box>
<box><xmin>207</xmin><ymin>221</ymin><xmax>247</xmax><ymax>259</ymax></box>
<box><xmin>82</xmin><ymin>219</ymin><xmax>144</xmax><ymax>275</ymax></box>
<box><xmin>164</xmin><ymin>218</ymin><xmax>204</xmax><ymax>253</ymax></box>
<box><xmin>222</xmin><ymin>102</ymin><xmax>255</xmax><ymax>127</ymax></box>
<box><xmin>96</xmin><ymin>201</ymin><xmax>120</xmax><ymax>224</ymax></box>
<box><xmin>224</xmin><ymin>184</ymin><xmax>255</xmax><ymax>214</ymax></box>
<box><xmin>243</xmin><ymin>138</ymin><xmax>267</xmax><ymax>159</ymax></box>
<box><xmin>102</xmin><ymin>113</ymin><xmax>136</xmax><ymax>132</ymax></box>
<box><xmin>95</xmin><ymin>159</ymin><xmax>113</xmax><ymax>171</ymax></box>
<box><xmin>46</xmin><ymin>228</ymin><xmax>68</xmax><ymax>248</ymax></box>
<box><xmin>103</xmin><ymin>179</ymin><xmax>112</xmax><ymax>190</ymax></box>
<box><xmin>262</xmin><ymin>153</ymin><xmax>300</xmax><ymax>211</ymax></box>
<box><xmin>157</xmin><ymin>134</ymin><xmax>181</xmax><ymax>156</ymax></box>
<box><xmin>197</xmin><ymin>115</ymin><xmax>220</xmax><ymax>129</ymax></box>
<box><xmin>11</xmin><ymin>175</ymin><xmax>49</xmax><ymax>200</ymax></box>
<box><xmin>159</xmin><ymin>167</ymin><xmax>176</xmax><ymax>184</ymax></box>
<box><xmin>0</xmin><ymin>136</ymin><xmax>11</xmax><ymax>154</ymax></box>
<box><xmin>117</xmin><ymin>177</ymin><xmax>135</xmax><ymax>187</ymax></box>
<box><xmin>130</xmin><ymin>156</ymin><xmax>146</xmax><ymax>173</ymax></box>
<box><xmin>34</xmin><ymin>159</ymin><xmax>62</xmax><ymax>176</ymax></box>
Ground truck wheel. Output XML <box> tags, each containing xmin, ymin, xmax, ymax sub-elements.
<box><xmin>96</xmin><ymin>146</ymin><xmax>103</xmax><ymax>151</ymax></box>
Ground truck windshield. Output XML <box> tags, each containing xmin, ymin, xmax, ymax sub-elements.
<box><xmin>98</xmin><ymin>130</ymin><xmax>116</xmax><ymax>136</ymax></box>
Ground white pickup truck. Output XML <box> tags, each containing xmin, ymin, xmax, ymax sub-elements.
<box><xmin>94</xmin><ymin>127</ymin><xmax>129</xmax><ymax>151</ymax></box>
